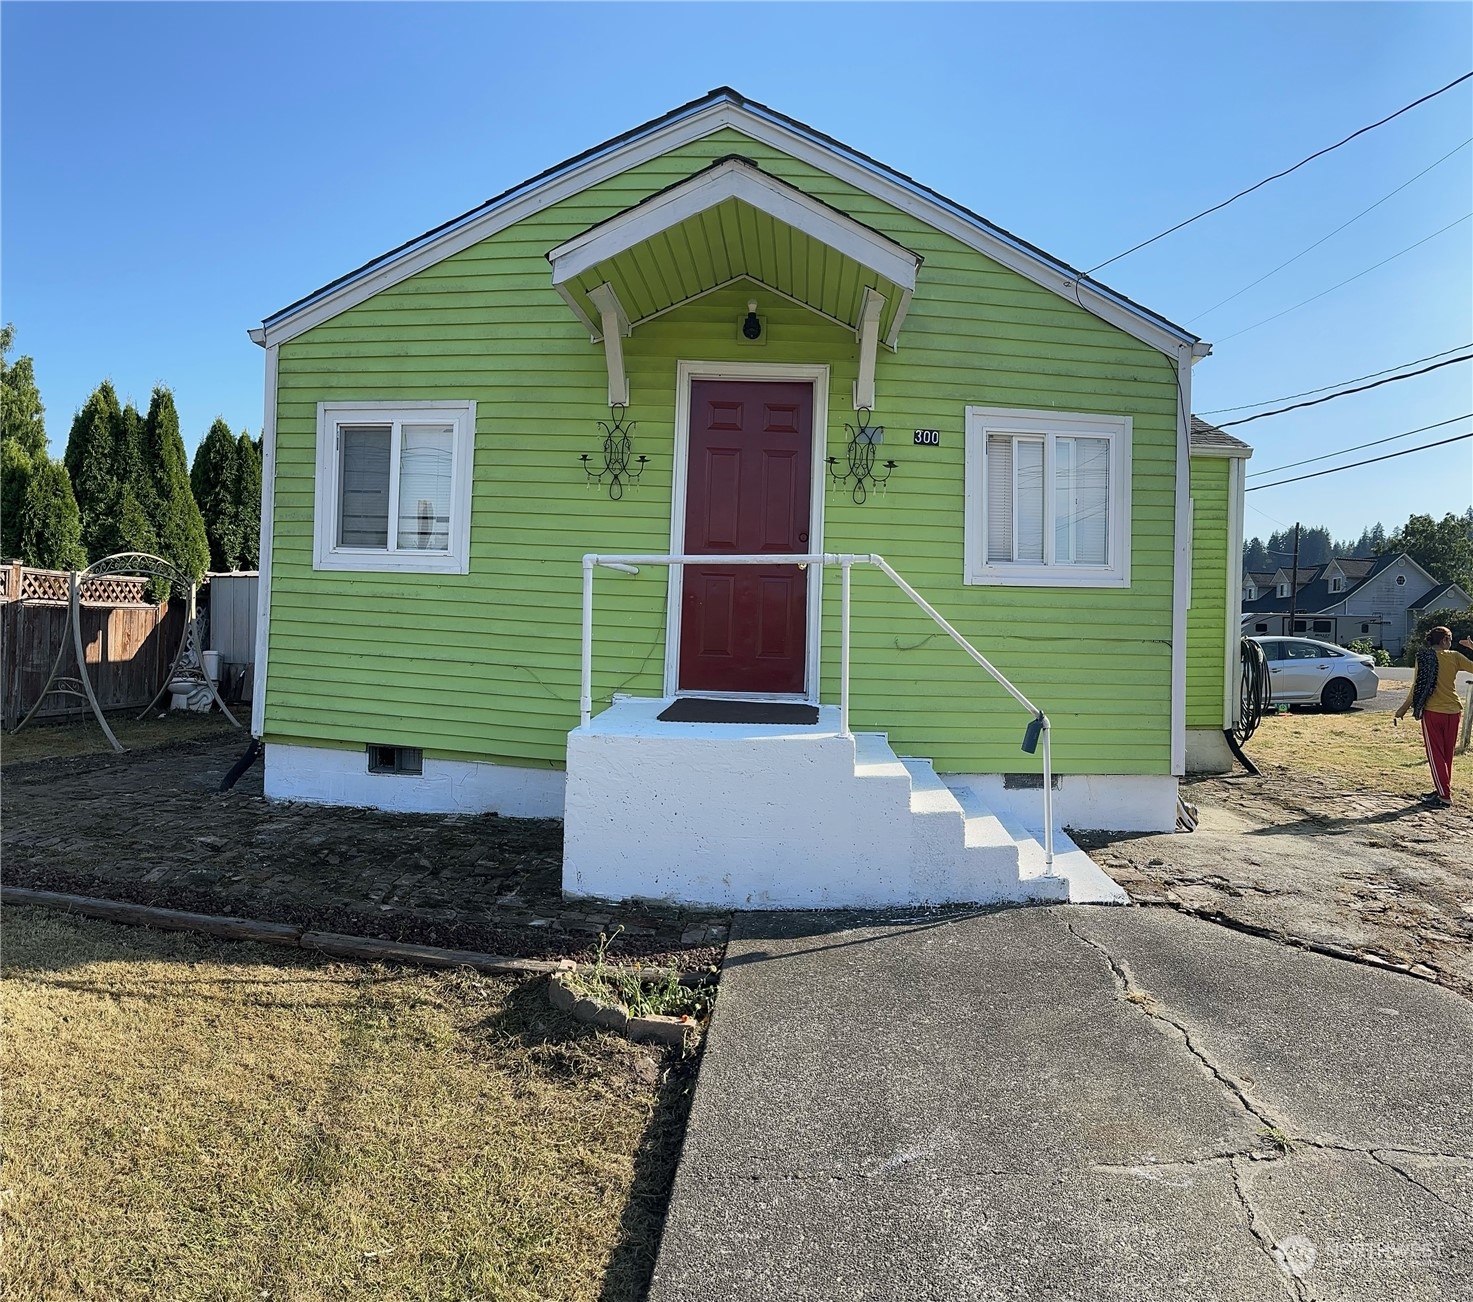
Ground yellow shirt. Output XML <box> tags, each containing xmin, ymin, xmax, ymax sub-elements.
<box><xmin>1402</xmin><ymin>648</ymin><xmax>1473</xmax><ymax>715</ymax></box>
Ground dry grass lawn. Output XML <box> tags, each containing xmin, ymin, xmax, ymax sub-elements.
<box><xmin>1242</xmin><ymin>686</ymin><xmax>1462</xmax><ymax>794</ymax></box>
<box><xmin>1</xmin><ymin>710</ymin><xmax>240</xmax><ymax>765</ymax></box>
<box><xmin>2</xmin><ymin>907</ymin><xmax>690</xmax><ymax>1302</ymax></box>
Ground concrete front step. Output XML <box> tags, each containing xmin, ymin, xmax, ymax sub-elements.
<box><xmin>563</xmin><ymin>698</ymin><xmax>1116</xmax><ymax>909</ymax></box>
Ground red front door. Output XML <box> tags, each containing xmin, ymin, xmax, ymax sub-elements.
<box><xmin>679</xmin><ymin>379</ymin><xmax>814</xmax><ymax>695</ymax></box>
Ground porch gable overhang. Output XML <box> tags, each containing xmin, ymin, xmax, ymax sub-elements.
<box><xmin>548</xmin><ymin>157</ymin><xmax>921</xmax><ymax>409</ymax></box>
<box><xmin>548</xmin><ymin>157</ymin><xmax>919</xmax><ymax>341</ymax></box>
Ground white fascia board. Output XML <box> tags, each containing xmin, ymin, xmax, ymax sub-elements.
<box><xmin>1188</xmin><ymin>443</ymin><xmax>1253</xmax><ymax>460</ymax></box>
<box><xmin>548</xmin><ymin>158</ymin><xmax>921</xmax><ymax>292</ymax></box>
<box><xmin>256</xmin><ymin>100</ymin><xmax>1200</xmax><ymax>358</ymax></box>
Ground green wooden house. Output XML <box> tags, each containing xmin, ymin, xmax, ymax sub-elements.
<box><xmin>248</xmin><ymin>88</ymin><xmax>1248</xmax><ymax>909</ymax></box>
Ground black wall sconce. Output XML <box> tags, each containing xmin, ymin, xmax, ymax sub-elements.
<box><xmin>827</xmin><ymin>407</ymin><xmax>896</xmax><ymax>504</ymax></box>
<box><xmin>742</xmin><ymin>299</ymin><xmax>762</xmax><ymax>340</ymax></box>
<box><xmin>580</xmin><ymin>404</ymin><xmax>648</xmax><ymax>500</ymax></box>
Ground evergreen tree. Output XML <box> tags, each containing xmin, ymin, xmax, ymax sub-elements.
<box><xmin>1242</xmin><ymin>537</ymin><xmax>1271</xmax><ymax>572</ymax></box>
<box><xmin>1299</xmin><ymin>526</ymin><xmax>1332</xmax><ymax>567</ymax></box>
<box><xmin>235</xmin><ymin>431</ymin><xmax>262</xmax><ymax>569</ymax></box>
<box><xmin>15</xmin><ymin>457</ymin><xmax>85</xmax><ymax>570</ymax></box>
<box><xmin>191</xmin><ymin>417</ymin><xmax>243</xmax><ymax>570</ymax></box>
<box><xmin>1</xmin><ymin>438</ymin><xmax>33</xmax><ymax>559</ymax></box>
<box><xmin>1</xmin><ymin>324</ymin><xmax>47</xmax><ymax>458</ymax></box>
<box><xmin>141</xmin><ymin>387</ymin><xmax>209</xmax><ymax>581</ymax></box>
<box><xmin>64</xmin><ymin>381</ymin><xmax>126</xmax><ymax>558</ymax></box>
<box><xmin>1383</xmin><ymin>512</ymin><xmax>1473</xmax><ymax>592</ymax></box>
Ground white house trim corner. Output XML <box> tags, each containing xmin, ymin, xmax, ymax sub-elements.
<box><xmin>664</xmin><ymin>360</ymin><xmax>831</xmax><ymax>700</ymax></box>
<box><xmin>1224</xmin><ymin>450</ymin><xmax>1249</xmax><ymax>729</ymax></box>
<box><xmin>251</xmin><ymin>343</ymin><xmax>279</xmax><ymax>738</ymax></box>
<box><xmin>1169</xmin><ymin>345</ymin><xmax>1194</xmax><ymax>776</ymax></box>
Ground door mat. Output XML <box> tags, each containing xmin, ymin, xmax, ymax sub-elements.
<box><xmin>657</xmin><ymin>698</ymin><xmax>821</xmax><ymax>725</ymax></box>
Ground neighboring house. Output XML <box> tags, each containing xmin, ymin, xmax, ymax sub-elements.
<box><xmin>1241</xmin><ymin>553</ymin><xmax>1471</xmax><ymax>655</ymax></box>
<box><xmin>247</xmin><ymin>87</ymin><xmax>1241</xmax><ymax>910</ymax></box>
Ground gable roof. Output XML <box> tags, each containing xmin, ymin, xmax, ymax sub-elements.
<box><xmin>1410</xmin><ymin>581</ymin><xmax>1472</xmax><ymax>611</ymax></box>
<box><xmin>1189</xmin><ymin>416</ymin><xmax>1252</xmax><ymax>458</ymax></box>
<box><xmin>1241</xmin><ymin>553</ymin><xmax>1433</xmax><ymax>614</ymax></box>
<box><xmin>250</xmin><ymin>87</ymin><xmax>1211</xmax><ymax>358</ymax></box>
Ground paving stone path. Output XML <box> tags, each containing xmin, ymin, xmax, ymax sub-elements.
<box><xmin>2</xmin><ymin>735</ymin><xmax>728</xmax><ymax>966</ymax></box>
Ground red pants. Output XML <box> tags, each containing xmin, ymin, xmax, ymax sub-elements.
<box><xmin>1421</xmin><ymin>710</ymin><xmax>1461</xmax><ymax>800</ymax></box>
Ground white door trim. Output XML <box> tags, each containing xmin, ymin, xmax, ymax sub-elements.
<box><xmin>666</xmin><ymin>360</ymin><xmax>831</xmax><ymax>701</ymax></box>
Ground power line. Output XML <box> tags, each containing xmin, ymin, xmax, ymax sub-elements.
<box><xmin>1085</xmin><ymin>71</ymin><xmax>1473</xmax><ymax>274</ymax></box>
<box><xmin>1246</xmin><ymin>430</ymin><xmax>1473</xmax><ymax>491</ymax></box>
<box><xmin>1189</xmin><ymin>137</ymin><xmax>1472</xmax><ymax>322</ymax></box>
<box><xmin>1214</xmin><ymin>212</ymin><xmax>1471</xmax><ymax>344</ymax></box>
<box><xmin>1215</xmin><ymin>355</ymin><xmax>1471</xmax><ymax>428</ymax></box>
<box><xmin>1199</xmin><ymin>344</ymin><xmax>1472</xmax><ymax>413</ymax></box>
<box><xmin>1246</xmin><ymin>414</ymin><xmax>1472</xmax><ymax>477</ymax></box>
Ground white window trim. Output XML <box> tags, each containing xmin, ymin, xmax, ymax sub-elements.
<box><xmin>313</xmin><ymin>400</ymin><xmax>475</xmax><ymax>574</ymax></box>
<box><xmin>964</xmin><ymin>405</ymin><xmax>1131</xmax><ymax>588</ymax></box>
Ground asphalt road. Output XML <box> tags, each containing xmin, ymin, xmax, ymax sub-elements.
<box><xmin>651</xmin><ymin>906</ymin><xmax>1472</xmax><ymax>1301</ymax></box>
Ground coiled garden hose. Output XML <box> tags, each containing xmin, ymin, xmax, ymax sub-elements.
<box><xmin>1224</xmin><ymin>636</ymin><xmax>1273</xmax><ymax>775</ymax></box>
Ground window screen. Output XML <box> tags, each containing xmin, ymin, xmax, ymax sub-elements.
<box><xmin>339</xmin><ymin>425</ymin><xmax>392</xmax><ymax>547</ymax></box>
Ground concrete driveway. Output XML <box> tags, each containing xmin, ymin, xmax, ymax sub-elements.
<box><xmin>650</xmin><ymin>906</ymin><xmax>1472</xmax><ymax>1301</ymax></box>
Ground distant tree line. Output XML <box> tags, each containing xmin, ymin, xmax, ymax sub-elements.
<box><xmin>0</xmin><ymin>325</ymin><xmax>261</xmax><ymax>583</ymax></box>
<box><xmin>1244</xmin><ymin>509</ymin><xmax>1473</xmax><ymax>594</ymax></box>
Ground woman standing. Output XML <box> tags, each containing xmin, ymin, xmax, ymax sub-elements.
<box><xmin>1395</xmin><ymin>626</ymin><xmax>1473</xmax><ymax>807</ymax></box>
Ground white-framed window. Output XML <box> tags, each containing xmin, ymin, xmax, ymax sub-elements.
<box><xmin>313</xmin><ymin>401</ymin><xmax>476</xmax><ymax>574</ymax></box>
<box><xmin>1277</xmin><ymin>582</ymin><xmax>1290</xmax><ymax>598</ymax></box>
<box><xmin>964</xmin><ymin>406</ymin><xmax>1131</xmax><ymax>587</ymax></box>
<box><xmin>1329</xmin><ymin>575</ymin><xmax>1342</xmax><ymax>593</ymax></box>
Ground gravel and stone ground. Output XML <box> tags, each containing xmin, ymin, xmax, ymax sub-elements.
<box><xmin>1</xmin><ymin>725</ymin><xmax>728</xmax><ymax>968</ymax></box>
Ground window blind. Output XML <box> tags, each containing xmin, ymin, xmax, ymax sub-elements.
<box><xmin>339</xmin><ymin>425</ymin><xmax>391</xmax><ymax>547</ymax></box>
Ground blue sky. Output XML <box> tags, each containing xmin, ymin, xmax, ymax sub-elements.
<box><xmin>3</xmin><ymin>2</ymin><xmax>1469</xmax><ymax>547</ymax></box>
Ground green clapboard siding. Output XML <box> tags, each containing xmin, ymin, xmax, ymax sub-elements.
<box><xmin>1186</xmin><ymin>457</ymin><xmax>1231</xmax><ymax>729</ymax></box>
<box><xmin>265</xmin><ymin>126</ymin><xmax>1184</xmax><ymax>775</ymax></box>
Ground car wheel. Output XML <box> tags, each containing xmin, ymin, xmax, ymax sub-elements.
<box><xmin>1321</xmin><ymin>678</ymin><xmax>1356</xmax><ymax>713</ymax></box>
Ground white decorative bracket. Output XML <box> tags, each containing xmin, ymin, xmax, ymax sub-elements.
<box><xmin>587</xmin><ymin>281</ymin><xmax>632</xmax><ymax>407</ymax></box>
<box><xmin>853</xmin><ymin>286</ymin><xmax>886</xmax><ymax>411</ymax></box>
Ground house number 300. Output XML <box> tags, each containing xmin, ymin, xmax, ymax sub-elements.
<box><xmin>913</xmin><ymin>429</ymin><xmax>940</xmax><ymax>446</ymax></box>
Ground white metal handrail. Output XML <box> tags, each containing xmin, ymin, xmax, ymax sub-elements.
<box><xmin>580</xmin><ymin>552</ymin><xmax>1055</xmax><ymax>866</ymax></box>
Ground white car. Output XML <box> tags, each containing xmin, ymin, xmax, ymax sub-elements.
<box><xmin>1251</xmin><ymin>636</ymin><xmax>1380</xmax><ymax>712</ymax></box>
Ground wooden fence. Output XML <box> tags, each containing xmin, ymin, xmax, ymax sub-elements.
<box><xmin>1</xmin><ymin>563</ymin><xmax>186</xmax><ymax>728</ymax></box>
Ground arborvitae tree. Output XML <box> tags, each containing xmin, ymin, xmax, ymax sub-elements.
<box><xmin>141</xmin><ymin>386</ymin><xmax>208</xmax><ymax>582</ymax></box>
<box><xmin>15</xmin><ymin>457</ymin><xmax>85</xmax><ymax>570</ymax></box>
<box><xmin>235</xmin><ymin>431</ymin><xmax>262</xmax><ymax>569</ymax></box>
<box><xmin>2</xmin><ymin>437</ymin><xmax>34</xmax><ymax>558</ymax></box>
<box><xmin>1</xmin><ymin>324</ymin><xmax>47</xmax><ymax>459</ymax></box>
<box><xmin>64</xmin><ymin>381</ymin><xmax>126</xmax><ymax>558</ymax></box>
<box><xmin>191</xmin><ymin>417</ymin><xmax>243</xmax><ymax>570</ymax></box>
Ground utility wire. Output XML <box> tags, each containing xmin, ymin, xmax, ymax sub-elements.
<box><xmin>1189</xmin><ymin>137</ymin><xmax>1472</xmax><ymax>321</ymax></box>
<box><xmin>1246</xmin><ymin>430</ymin><xmax>1473</xmax><ymax>491</ymax></box>
<box><xmin>1086</xmin><ymin>72</ymin><xmax>1473</xmax><ymax>274</ymax></box>
<box><xmin>1215</xmin><ymin>355</ymin><xmax>1471</xmax><ymax>428</ymax></box>
<box><xmin>1199</xmin><ymin>344</ymin><xmax>1472</xmax><ymax>413</ymax></box>
<box><xmin>1214</xmin><ymin>213</ymin><xmax>1471</xmax><ymax>344</ymax></box>
<box><xmin>1247</xmin><ymin>414</ymin><xmax>1472</xmax><ymax>477</ymax></box>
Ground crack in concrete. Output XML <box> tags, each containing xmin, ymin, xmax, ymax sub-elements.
<box><xmin>1129</xmin><ymin>896</ymin><xmax>1461</xmax><ymax>998</ymax></box>
<box><xmin>1367</xmin><ymin>1149</ymin><xmax>1473</xmax><ymax>1221</ymax></box>
<box><xmin>1061</xmin><ymin>916</ymin><xmax>1284</xmax><ymax>1133</ymax></box>
<box><xmin>1231</xmin><ymin>1157</ymin><xmax>1309</xmax><ymax>1301</ymax></box>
